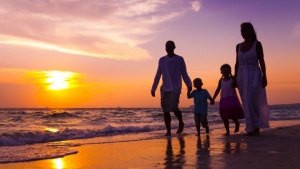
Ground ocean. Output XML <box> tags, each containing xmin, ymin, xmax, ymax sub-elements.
<box><xmin>0</xmin><ymin>104</ymin><xmax>299</xmax><ymax>163</ymax></box>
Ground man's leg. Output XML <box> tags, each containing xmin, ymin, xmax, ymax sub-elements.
<box><xmin>174</xmin><ymin>109</ymin><xmax>184</xmax><ymax>134</ymax></box>
<box><xmin>164</xmin><ymin>111</ymin><xmax>171</xmax><ymax>136</ymax></box>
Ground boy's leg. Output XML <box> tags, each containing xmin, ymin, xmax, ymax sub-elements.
<box><xmin>201</xmin><ymin>114</ymin><xmax>209</xmax><ymax>134</ymax></box>
<box><xmin>233</xmin><ymin>119</ymin><xmax>240</xmax><ymax>133</ymax></box>
<box><xmin>194</xmin><ymin>113</ymin><xmax>201</xmax><ymax>136</ymax></box>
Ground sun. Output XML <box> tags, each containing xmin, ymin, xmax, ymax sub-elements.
<box><xmin>44</xmin><ymin>71</ymin><xmax>77</xmax><ymax>90</ymax></box>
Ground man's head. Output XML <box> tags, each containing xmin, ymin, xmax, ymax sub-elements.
<box><xmin>165</xmin><ymin>40</ymin><xmax>176</xmax><ymax>53</ymax></box>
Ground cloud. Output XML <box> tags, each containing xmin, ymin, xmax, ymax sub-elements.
<box><xmin>190</xmin><ymin>0</ymin><xmax>201</xmax><ymax>12</ymax></box>
<box><xmin>0</xmin><ymin>0</ymin><xmax>198</xmax><ymax>60</ymax></box>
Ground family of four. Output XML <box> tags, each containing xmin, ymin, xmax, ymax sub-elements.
<box><xmin>151</xmin><ymin>22</ymin><xmax>270</xmax><ymax>136</ymax></box>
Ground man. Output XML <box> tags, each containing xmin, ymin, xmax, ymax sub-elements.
<box><xmin>151</xmin><ymin>40</ymin><xmax>192</xmax><ymax>136</ymax></box>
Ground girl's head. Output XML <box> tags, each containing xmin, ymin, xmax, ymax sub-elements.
<box><xmin>193</xmin><ymin>78</ymin><xmax>203</xmax><ymax>89</ymax></box>
<box><xmin>241</xmin><ymin>22</ymin><xmax>257</xmax><ymax>41</ymax></box>
<box><xmin>220</xmin><ymin>64</ymin><xmax>232</xmax><ymax>78</ymax></box>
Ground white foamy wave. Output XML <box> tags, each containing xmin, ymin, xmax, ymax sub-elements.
<box><xmin>0</xmin><ymin>124</ymin><xmax>170</xmax><ymax>146</ymax></box>
<box><xmin>0</xmin><ymin>143</ymin><xmax>78</xmax><ymax>163</ymax></box>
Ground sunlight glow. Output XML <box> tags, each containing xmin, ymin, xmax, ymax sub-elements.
<box><xmin>53</xmin><ymin>158</ymin><xmax>64</xmax><ymax>169</ymax></box>
<box><xmin>44</xmin><ymin>127</ymin><xmax>59</xmax><ymax>133</ymax></box>
<box><xmin>44</xmin><ymin>71</ymin><xmax>77</xmax><ymax>90</ymax></box>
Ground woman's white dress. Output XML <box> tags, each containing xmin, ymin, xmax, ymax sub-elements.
<box><xmin>237</xmin><ymin>41</ymin><xmax>270</xmax><ymax>132</ymax></box>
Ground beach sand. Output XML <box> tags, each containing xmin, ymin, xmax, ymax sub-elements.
<box><xmin>1</xmin><ymin>120</ymin><xmax>299</xmax><ymax>169</ymax></box>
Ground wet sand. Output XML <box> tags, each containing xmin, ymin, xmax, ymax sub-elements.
<box><xmin>1</xmin><ymin>120</ymin><xmax>299</xmax><ymax>169</ymax></box>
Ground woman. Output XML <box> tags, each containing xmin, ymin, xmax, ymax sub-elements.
<box><xmin>234</xmin><ymin>22</ymin><xmax>270</xmax><ymax>135</ymax></box>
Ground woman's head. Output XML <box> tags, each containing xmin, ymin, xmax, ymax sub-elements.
<box><xmin>220</xmin><ymin>64</ymin><xmax>232</xmax><ymax>77</ymax></box>
<box><xmin>241</xmin><ymin>22</ymin><xmax>257</xmax><ymax>41</ymax></box>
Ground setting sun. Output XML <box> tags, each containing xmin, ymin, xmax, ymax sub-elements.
<box><xmin>44</xmin><ymin>71</ymin><xmax>77</xmax><ymax>90</ymax></box>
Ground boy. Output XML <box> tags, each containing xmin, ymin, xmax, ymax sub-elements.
<box><xmin>188</xmin><ymin>78</ymin><xmax>214</xmax><ymax>136</ymax></box>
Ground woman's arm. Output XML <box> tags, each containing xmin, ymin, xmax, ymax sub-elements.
<box><xmin>234</xmin><ymin>44</ymin><xmax>240</xmax><ymax>77</ymax></box>
<box><xmin>256</xmin><ymin>41</ymin><xmax>267</xmax><ymax>88</ymax></box>
<box><xmin>212</xmin><ymin>79</ymin><xmax>222</xmax><ymax>100</ymax></box>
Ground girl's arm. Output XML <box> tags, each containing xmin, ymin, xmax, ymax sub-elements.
<box><xmin>212</xmin><ymin>79</ymin><xmax>222</xmax><ymax>101</ymax></box>
<box><xmin>256</xmin><ymin>41</ymin><xmax>267</xmax><ymax>88</ymax></box>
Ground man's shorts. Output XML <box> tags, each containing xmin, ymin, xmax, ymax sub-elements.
<box><xmin>194</xmin><ymin>113</ymin><xmax>208</xmax><ymax>128</ymax></box>
<box><xmin>160</xmin><ymin>91</ymin><xmax>180</xmax><ymax>112</ymax></box>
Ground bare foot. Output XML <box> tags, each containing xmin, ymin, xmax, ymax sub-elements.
<box><xmin>176</xmin><ymin>122</ymin><xmax>184</xmax><ymax>134</ymax></box>
<box><xmin>253</xmin><ymin>128</ymin><xmax>260</xmax><ymax>135</ymax></box>
<box><xmin>164</xmin><ymin>132</ymin><xmax>171</xmax><ymax>136</ymax></box>
<box><xmin>243</xmin><ymin>132</ymin><xmax>253</xmax><ymax>136</ymax></box>
<box><xmin>205</xmin><ymin>126</ymin><xmax>209</xmax><ymax>134</ymax></box>
<box><xmin>234</xmin><ymin>123</ymin><xmax>240</xmax><ymax>133</ymax></box>
<box><xmin>223</xmin><ymin>132</ymin><xmax>230</xmax><ymax>136</ymax></box>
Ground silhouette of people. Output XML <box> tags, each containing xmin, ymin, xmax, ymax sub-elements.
<box><xmin>212</xmin><ymin>64</ymin><xmax>244</xmax><ymax>135</ymax></box>
<box><xmin>234</xmin><ymin>22</ymin><xmax>270</xmax><ymax>135</ymax></box>
<box><xmin>151</xmin><ymin>40</ymin><xmax>192</xmax><ymax>136</ymax></box>
<box><xmin>188</xmin><ymin>78</ymin><xmax>214</xmax><ymax>136</ymax></box>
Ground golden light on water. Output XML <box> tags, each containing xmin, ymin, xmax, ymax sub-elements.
<box><xmin>53</xmin><ymin>158</ymin><xmax>64</xmax><ymax>169</ymax></box>
<box><xmin>45</xmin><ymin>127</ymin><xmax>59</xmax><ymax>133</ymax></box>
<box><xmin>44</xmin><ymin>71</ymin><xmax>77</xmax><ymax>90</ymax></box>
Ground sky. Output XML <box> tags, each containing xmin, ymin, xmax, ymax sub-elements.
<box><xmin>0</xmin><ymin>0</ymin><xmax>299</xmax><ymax>108</ymax></box>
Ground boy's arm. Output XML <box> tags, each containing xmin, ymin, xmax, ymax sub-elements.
<box><xmin>208</xmin><ymin>97</ymin><xmax>214</xmax><ymax>105</ymax></box>
<box><xmin>205</xmin><ymin>89</ymin><xmax>214</xmax><ymax>105</ymax></box>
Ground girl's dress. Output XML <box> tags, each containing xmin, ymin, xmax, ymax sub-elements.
<box><xmin>237</xmin><ymin>41</ymin><xmax>270</xmax><ymax>132</ymax></box>
<box><xmin>219</xmin><ymin>78</ymin><xmax>244</xmax><ymax>121</ymax></box>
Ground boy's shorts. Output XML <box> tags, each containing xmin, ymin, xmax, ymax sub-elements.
<box><xmin>160</xmin><ymin>91</ymin><xmax>180</xmax><ymax>112</ymax></box>
<box><xmin>194</xmin><ymin>113</ymin><xmax>208</xmax><ymax>128</ymax></box>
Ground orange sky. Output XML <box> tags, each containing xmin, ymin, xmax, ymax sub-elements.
<box><xmin>0</xmin><ymin>0</ymin><xmax>299</xmax><ymax>108</ymax></box>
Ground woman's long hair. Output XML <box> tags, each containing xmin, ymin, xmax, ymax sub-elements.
<box><xmin>241</xmin><ymin>22</ymin><xmax>257</xmax><ymax>41</ymax></box>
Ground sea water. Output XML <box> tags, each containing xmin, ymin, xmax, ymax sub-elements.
<box><xmin>0</xmin><ymin>104</ymin><xmax>299</xmax><ymax>163</ymax></box>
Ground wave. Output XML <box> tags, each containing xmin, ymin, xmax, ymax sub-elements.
<box><xmin>0</xmin><ymin>124</ymin><xmax>169</xmax><ymax>146</ymax></box>
<box><xmin>42</xmin><ymin>112</ymin><xmax>80</xmax><ymax>118</ymax></box>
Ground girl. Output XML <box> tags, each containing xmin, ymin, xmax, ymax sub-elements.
<box><xmin>212</xmin><ymin>64</ymin><xmax>244</xmax><ymax>135</ymax></box>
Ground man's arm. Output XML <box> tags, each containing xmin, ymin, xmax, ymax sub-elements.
<box><xmin>180</xmin><ymin>57</ymin><xmax>192</xmax><ymax>89</ymax></box>
<box><xmin>151</xmin><ymin>62</ymin><xmax>162</xmax><ymax>97</ymax></box>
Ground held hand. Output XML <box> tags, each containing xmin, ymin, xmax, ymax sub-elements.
<box><xmin>187</xmin><ymin>87</ymin><xmax>192</xmax><ymax>98</ymax></box>
<box><xmin>262</xmin><ymin>77</ymin><xmax>267</xmax><ymax>88</ymax></box>
<box><xmin>151</xmin><ymin>91</ymin><xmax>155</xmax><ymax>97</ymax></box>
<box><xmin>187</xmin><ymin>87</ymin><xmax>192</xmax><ymax>94</ymax></box>
<box><xmin>231</xmin><ymin>77</ymin><xmax>238</xmax><ymax>88</ymax></box>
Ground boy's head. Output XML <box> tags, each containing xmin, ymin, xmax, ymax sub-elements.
<box><xmin>193</xmin><ymin>78</ymin><xmax>203</xmax><ymax>88</ymax></box>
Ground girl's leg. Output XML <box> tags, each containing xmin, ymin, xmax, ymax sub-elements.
<box><xmin>223</xmin><ymin>119</ymin><xmax>230</xmax><ymax>135</ymax></box>
<box><xmin>233</xmin><ymin>119</ymin><xmax>240</xmax><ymax>133</ymax></box>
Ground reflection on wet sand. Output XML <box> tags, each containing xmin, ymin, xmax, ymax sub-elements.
<box><xmin>196</xmin><ymin>135</ymin><xmax>211</xmax><ymax>168</ymax></box>
<box><xmin>164</xmin><ymin>136</ymin><xmax>186</xmax><ymax>169</ymax></box>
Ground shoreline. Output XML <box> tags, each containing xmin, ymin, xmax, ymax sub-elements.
<box><xmin>1</xmin><ymin>120</ymin><xmax>299</xmax><ymax>169</ymax></box>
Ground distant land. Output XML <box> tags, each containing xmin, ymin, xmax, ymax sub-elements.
<box><xmin>269</xmin><ymin>103</ymin><xmax>300</xmax><ymax>108</ymax></box>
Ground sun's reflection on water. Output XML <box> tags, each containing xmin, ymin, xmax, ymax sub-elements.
<box><xmin>53</xmin><ymin>158</ymin><xmax>64</xmax><ymax>169</ymax></box>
